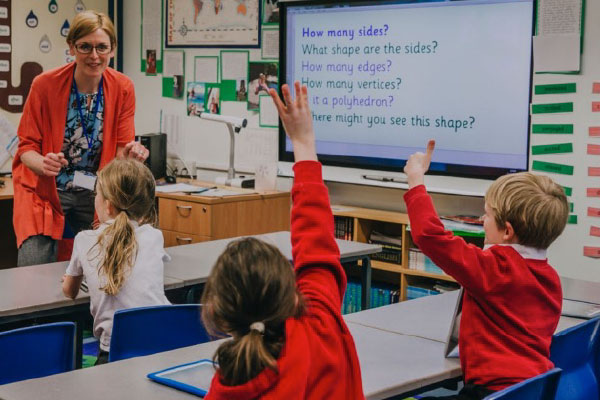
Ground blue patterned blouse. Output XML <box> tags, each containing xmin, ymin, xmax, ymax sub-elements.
<box><xmin>56</xmin><ymin>84</ymin><xmax>104</xmax><ymax>191</ymax></box>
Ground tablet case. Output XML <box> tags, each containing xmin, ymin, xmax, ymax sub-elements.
<box><xmin>147</xmin><ymin>359</ymin><xmax>217</xmax><ymax>397</ymax></box>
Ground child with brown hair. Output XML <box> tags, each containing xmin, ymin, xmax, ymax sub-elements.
<box><xmin>404</xmin><ymin>140</ymin><xmax>569</xmax><ymax>399</ymax></box>
<box><xmin>201</xmin><ymin>81</ymin><xmax>364</xmax><ymax>399</ymax></box>
<box><xmin>62</xmin><ymin>159</ymin><xmax>170</xmax><ymax>365</ymax></box>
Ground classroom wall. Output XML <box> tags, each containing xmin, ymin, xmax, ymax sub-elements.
<box><xmin>124</xmin><ymin>0</ymin><xmax>599</xmax><ymax>282</ymax></box>
<box><xmin>0</xmin><ymin>0</ymin><xmax>113</xmax><ymax>171</ymax></box>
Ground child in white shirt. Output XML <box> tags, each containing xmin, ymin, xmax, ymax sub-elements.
<box><xmin>62</xmin><ymin>159</ymin><xmax>170</xmax><ymax>365</ymax></box>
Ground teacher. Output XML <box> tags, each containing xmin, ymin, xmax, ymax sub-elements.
<box><xmin>12</xmin><ymin>10</ymin><xmax>148</xmax><ymax>267</ymax></box>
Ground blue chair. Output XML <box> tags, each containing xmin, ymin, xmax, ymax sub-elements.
<box><xmin>483</xmin><ymin>368</ymin><xmax>561</xmax><ymax>400</ymax></box>
<box><xmin>109</xmin><ymin>304</ymin><xmax>210</xmax><ymax>362</ymax></box>
<box><xmin>550</xmin><ymin>317</ymin><xmax>600</xmax><ymax>400</ymax></box>
<box><xmin>0</xmin><ymin>322</ymin><xmax>75</xmax><ymax>385</ymax></box>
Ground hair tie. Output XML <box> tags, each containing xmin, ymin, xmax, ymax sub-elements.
<box><xmin>249</xmin><ymin>321</ymin><xmax>265</xmax><ymax>334</ymax></box>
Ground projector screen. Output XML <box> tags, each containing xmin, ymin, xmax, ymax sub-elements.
<box><xmin>279</xmin><ymin>0</ymin><xmax>534</xmax><ymax>180</ymax></box>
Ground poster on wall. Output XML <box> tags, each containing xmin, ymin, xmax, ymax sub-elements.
<box><xmin>0</xmin><ymin>0</ymin><xmax>111</xmax><ymax>114</ymax></box>
<box><xmin>247</xmin><ymin>61</ymin><xmax>278</xmax><ymax>111</ymax></box>
<box><xmin>162</xmin><ymin>50</ymin><xmax>184</xmax><ymax>98</ymax></box>
<box><xmin>142</xmin><ymin>0</ymin><xmax>163</xmax><ymax>73</ymax></box>
<box><xmin>166</xmin><ymin>0</ymin><xmax>260</xmax><ymax>48</ymax></box>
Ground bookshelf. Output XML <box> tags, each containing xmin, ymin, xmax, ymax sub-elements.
<box><xmin>332</xmin><ymin>205</ymin><xmax>483</xmax><ymax>302</ymax></box>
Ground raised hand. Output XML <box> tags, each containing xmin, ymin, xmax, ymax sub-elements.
<box><xmin>268</xmin><ymin>81</ymin><xmax>317</xmax><ymax>162</ymax></box>
<box><xmin>404</xmin><ymin>140</ymin><xmax>435</xmax><ymax>189</ymax></box>
<box><xmin>122</xmin><ymin>141</ymin><xmax>149</xmax><ymax>162</ymax></box>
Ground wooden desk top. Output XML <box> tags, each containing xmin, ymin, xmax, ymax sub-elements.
<box><xmin>0</xmin><ymin>176</ymin><xmax>13</xmax><ymax>200</ymax></box>
<box><xmin>0</xmin><ymin>177</ymin><xmax>289</xmax><ymax>204</ymax></box>
<box><xmin>155</xmin><ymin>178</ymin><xmax>289</xmax><ymax>205</ymax></box>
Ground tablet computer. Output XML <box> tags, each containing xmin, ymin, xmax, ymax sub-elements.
<box><xmin>444</xmin><ymin>288</ymin><xmax>463</xmax><ymax>358</ymax></box>
<box><xmin>147</xmin><ymin>359</ymin><xmax>217</xmax><ymax>397</ymax></box>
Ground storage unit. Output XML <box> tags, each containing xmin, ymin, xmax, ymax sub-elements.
<box><xmin>332</xmin><ymin>205</ymin><xmax>482</xmax><ymax>301</ymax></box>
<box><xmin>157</xmin><ymin>187</ymin><xmax>291</xmax><ymax>247</ymax></box>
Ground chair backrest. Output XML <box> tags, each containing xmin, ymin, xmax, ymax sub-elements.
<box><xmin>483</xmin><ymin>368</ymin><xmax>561</xmax><ymax>400</ymax></box>
<box><xmin>0</xmin><ymin>322</ymin><xmax>76</xmax><ymax>385</ymax></box>
<box><xmin>109</xmin><ymin>304</ymin><xmax>210</xmax><ymax>362</ymax></box>
<box><xmin>550</xmin><ymin>317</ymin><xmax>600</xmax><ymax>400</ymax></box>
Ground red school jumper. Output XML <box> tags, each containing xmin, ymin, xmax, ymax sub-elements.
<box><xmin>404</xmin><ymin>185</ymin><xmax>561</xmax><ymax>391</ymax></box>
<box><xmin>206</xmin><ymin>161</ymin><xmax>365</xmax><ymax>400</ymax></box>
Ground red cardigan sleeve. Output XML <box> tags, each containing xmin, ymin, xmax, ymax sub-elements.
<box><xmin>404</xmin><ymin>185</ymin><xmax>507</xmax><ymax>297</ymax></box>
<box><xmin>115</xmin><ymin>77</ymin><xmax>136</xmax><ymax>148</ymax></box>
<box><xmin>16</xmin><ymin>77</ymin><xmax>44</xmax><ymax>158</ymax></box>
<box><xmin>291</xmin><ymin>161</ymin><xmax>346</xmax><ymax>311</ymax></box>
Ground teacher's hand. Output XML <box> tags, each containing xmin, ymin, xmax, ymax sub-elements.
<box><xmin>122</xmin><ymin>141</ymin><xmax>149</xmax><ymax>162</ymax></box>
<box><xmin>42</xmin><ymin>152</ymin><xmax>68</xmax><ymax>176</ymax></box>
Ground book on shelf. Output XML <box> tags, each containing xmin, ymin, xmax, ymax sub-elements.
<box><xmin>408</xmin><ymin>248</ymin><xmax>446</xmax><ymax>275</ymax></box>
<box><xmin>342</xmin><ymin>280</ymin><xmax>398</xmax><ymax>314</ymax></box>
<box><xmin>368</xmin><ymin>230</ymin><xmax>403</xmax><ymax>265</ymax></box>
<box><xmin>408</xmin><ymin>217</ymin><xmax>484</xmax><ymax>237</ymax></box>
<box><xmin>334</xmin><ymin>216</ymin><xmax>354</xmax><ymax>241</ymax></box>
<box><xmin>406</xmin><ymin>280</ymin><xmax>459</xmax><ymax>300</ymax></box>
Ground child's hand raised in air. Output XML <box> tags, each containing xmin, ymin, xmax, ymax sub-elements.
<box><xmin>404</xmin><ymin>140</ymin><xmax>435</xmax><ymax>189</ymax></box>
<box><xmin>269</xmin><ymin>81</ymin><xmax>317</xmax><ymax>162</ymax></box>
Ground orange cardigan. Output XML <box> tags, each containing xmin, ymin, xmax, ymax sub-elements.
<box><xmin>12</xmin><ymin>63</ymin><xmax>135</xmax><ymax>248</ymax></box>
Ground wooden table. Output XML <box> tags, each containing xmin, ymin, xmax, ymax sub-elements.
<box><xmin>0</xmin><ymin>232</ymin><xmax>380</xmax><ymax>370</ymax></box>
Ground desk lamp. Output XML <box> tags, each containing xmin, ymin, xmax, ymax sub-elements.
<box><xmin>199</xmin><ymin>112</ymin><xmax>253</xmax><ymax>188</ymax></box>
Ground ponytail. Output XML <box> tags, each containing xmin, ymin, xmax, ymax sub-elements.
<box><xmin>89</xmin><ymin>159</ymin><xmax>156</xmax><ymax>296</ymax></box>
<box><xmin>214</xmin><ymin>326</ymin><xmax>282</xmax><ymax>386</ymax></box>
<box><xmin>201</xmin><ymin>237</ymin><xmax>305</xmax><ymax>386</ymax></box>
<box><xmin>96</xmin><ymin>210</ymin><xmax>137</xmax><ymax>296</ymax></box>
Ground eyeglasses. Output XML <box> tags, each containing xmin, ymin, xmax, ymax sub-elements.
<box><xmin>74</xmin><ymin>43</ymin><xmax>112</xmax><ymax>55</ymax></box>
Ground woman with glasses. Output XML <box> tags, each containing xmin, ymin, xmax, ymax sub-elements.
<box><xmin>12</xmin><ymin>10</ymin><xmax>149</xmax><ymax>267</ymax></box>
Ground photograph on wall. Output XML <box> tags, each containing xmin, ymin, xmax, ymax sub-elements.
<box><xmin>220</xmin><ymin>50</ymin><xmax>249</xmax><ymax>102</ymax></box>
<box><xmin>205</xmin><ymin>84</ymin><xmax>221</xmax><ymax>115</ymax></box>
<box><xmin>162</xmin><ymin>50</ymin><xmax>185</xmax><ymax>98</ymax></box>
<box><xmin>248</xmin><ymin>61</ymin><xmax>278</xmax><ymax>110</ymax></box>
<box><xmin>187</xmin><ymin>82</ymin><xmax>206</xmax><ymax>117</ymax></box>
<box><xmin>146</xmin><ymin>49</ymin><xmax>157</xmax><ymax>75</ymax></box>
<box><xmin>262</xmin><ymin>0</ymin><xmax>279</xmax><ymax>24</ymax></box>
<box><xmin>166</xmin><ymin>0</ymin><xmax>260</xmax><ymax>47</ymax></box>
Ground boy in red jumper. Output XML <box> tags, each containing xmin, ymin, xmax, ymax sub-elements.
<box><xmin>201</xmin><ymin>81</ymin><xmax>365</xmax><ymax>399</ymax></box>
<box><xmin>404</xmin><ymin>140</ymin><xmax>568</xmax><ymax>400</ymax></box>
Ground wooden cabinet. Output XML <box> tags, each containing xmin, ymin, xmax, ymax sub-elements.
<box><xmin>157</xmin><ymin>186</ymin><xmax>291</xmax><ymax>247</ymax></box>
<box><xmin>332</xmin><ymin>205</ymin><xmax>482</xmax><ymax>302</ymax></box>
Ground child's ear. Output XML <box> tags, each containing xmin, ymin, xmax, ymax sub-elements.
<box><xmin>503</xmin><ymin>221</ymin><xmax>518</xmax><ymax>243</ymax></box>
<box><xmin>105</xmin><ymin>200</ymin><xmax>117</xmax><ymax>217</ymax></box>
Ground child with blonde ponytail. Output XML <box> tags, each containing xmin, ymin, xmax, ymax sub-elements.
<box><xmin>62</xmin><ymin>159</ymin><xmax>170</xmax><ymax>365</ymax></box>
<box><xmin>201</xmin><ymin>82</ymin><xmax>364</xmax><ymax>399</ymax></box>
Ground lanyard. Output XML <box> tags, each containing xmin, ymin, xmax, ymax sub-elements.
<box><xmin>72</xmin><ymin>70</ymin><xmax>103</xmax><ymax>150</ymax></box>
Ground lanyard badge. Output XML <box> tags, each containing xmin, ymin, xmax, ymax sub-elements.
<box><xmin>72</xmin><ymin>70</ymin><xmax>103</xmax><ymax>150</ymax></box>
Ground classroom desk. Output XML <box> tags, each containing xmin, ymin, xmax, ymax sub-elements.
<box><xmin>344</xmin><ymin>290</ymin><xmax>586</xmax><ymax>342</ymax></box>
<box><xmin>0</xmin><ymin>261</ymin><xmax>184</xmax><ymax>369</ymax></box>
<box><xmin>0</xmin><ymin>232</ymin><xmax>380</xmax><ymax>369</ymax></box>
<box><xmin>0</xmin><ymin>323</ymin><xmax>459</xmax><ymax>400</ymax></box>
<box><xmin>164</xmin><ymin>230</ymin><xmax>381</xmax><ymax>309</ymax></box>
<box><xmin>0</xmin><ymin>290</ymin><xmax>588</xmax><ymax>400</ymax></box>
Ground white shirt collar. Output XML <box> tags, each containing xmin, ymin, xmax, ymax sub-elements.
<box><xmin>484</xmin><ymin>243</ymin><xmax>547</xmax><ymax>260</ymax></box>
<box><xmin>102</xmin><ymin>219</ymin><xmax>140</xmax><ymax>228</ymax></box>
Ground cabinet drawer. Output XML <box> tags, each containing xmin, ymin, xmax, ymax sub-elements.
<box><xmin>161</xmin><ymin>229</ymin><xmax>212</xmax><ymax>248</ymax></box>
<box><xmin>158</xmin><ymin>198</ymin><xmax>212</xmax><ymax>236</ymax></box>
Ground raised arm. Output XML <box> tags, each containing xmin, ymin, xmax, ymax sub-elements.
<box><xmin>269</xmin><ymin>82</ymin><xmax>345</xmax><ymax>304</ymax></box>
<box><xmin>403</xmin><ymin>140</ymin><xmax>503</xmax><ymax>296</ymax></box>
